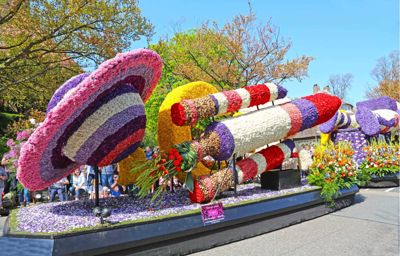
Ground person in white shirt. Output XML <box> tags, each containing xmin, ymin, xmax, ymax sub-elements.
<box><xmin>69</xmin><ymin>169</ymin><xmax>86</xmax><ymax>200</ymax></box>
<box><xmin>299</xmin><ymin>145</ymin><xmax>313</xmax><ymax>178</ymax></box>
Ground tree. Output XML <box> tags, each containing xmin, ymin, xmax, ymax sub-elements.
<box><xmin>367</xmin><ymin>51</ymin><xmax>400</xmax><ymax>101</ymax></box>
<box><xmin>327</xmin><ymin>73</ymin><xmax>353</xmax><ymax>100</ymax></box>
<box><xmin>0</xmin><ymin>0</ymin><xmax>154</xmax><ymax>112</ymax></box>
<box><xmin>152</xmin><ymin>10</ymin><xmax>313</xmax><ymax>91</ymax></box>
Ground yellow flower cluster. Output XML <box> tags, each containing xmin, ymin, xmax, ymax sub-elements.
<box><xmin>157</xmin><ymin>81</ymin><xmax>218</xmax><ymax>182</ymax></box>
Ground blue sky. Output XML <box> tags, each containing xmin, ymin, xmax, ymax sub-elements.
<box><xmin>135</xmin><ymin>0</ymin><xmax>399</xmax><ymax>104</ymax></box>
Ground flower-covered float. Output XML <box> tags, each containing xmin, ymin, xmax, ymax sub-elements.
<box><xmin>7</xmin><ymin>49</ymin><xmax>361</xmax><ymax>256</ymax></box>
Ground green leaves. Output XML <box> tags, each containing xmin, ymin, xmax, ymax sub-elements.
<box><xmin>185</xmin><ymin>172</ymin><xmax>194</xmax><ymax>192</ymax></box>
<box><xmin>0</xmin><ymin>0</ymin><xmax>153</xmax><ymax>113</ymax></box>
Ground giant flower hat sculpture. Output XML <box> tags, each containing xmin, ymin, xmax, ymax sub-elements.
<box><xmin>17</xmin><ymin>49</ymin><xmax>162</xmax><ymax>190</ymax></box>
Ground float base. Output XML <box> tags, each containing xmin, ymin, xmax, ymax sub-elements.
<box><xmin>0</xmin><ymin>186</ymin><xmax>359</xmax><ymax>256</ymax></box>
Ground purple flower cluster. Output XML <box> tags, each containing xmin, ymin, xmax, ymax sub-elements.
<box><xmin>16</xmin><ymin>184</ymin><xmax>314</xmax><ymax>233</ymax></box>
<box><xmin>356</xmin><ymin>96</ymin><xmax>397</xmax><ymax>112</ymax></box>
<box><xmin>333</xmin><ymin>129</ymin><xmax>367</xmax><ymax>164</ymax></box>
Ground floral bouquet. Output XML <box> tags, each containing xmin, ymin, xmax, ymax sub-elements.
<box><xmin>307</xmin><ymin>142</ymin><xmax>369</xmax><ymax>204</ymax></box>
<box><xmin>358</xmin><ymin>140</ymin><xmax>399</xmax><ymax>177</ymax></box>
<box><xmin>132</xmin><ymin>142</ymin><xmax>199</xmax><ymax>200</ymax></box>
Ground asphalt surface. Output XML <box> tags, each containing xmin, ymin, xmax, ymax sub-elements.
<box><xmin>191</xmin><ymin>188</ymin><xmax>400</xmax><ymax>256</ymax></box>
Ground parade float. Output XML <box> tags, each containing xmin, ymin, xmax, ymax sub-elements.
<box><xmin>320</xmin><ymin>96</ymin><xmax>400</xmax><ymax>188</ymax></box>
<box><xmin>1</xmin><ymin>49</ymin><xmax>361</xmax><ymax>256</ymax></box>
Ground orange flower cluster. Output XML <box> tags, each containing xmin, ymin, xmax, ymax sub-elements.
<box><xmin>311</xmin><ymin>142</ymin><xmax>357</xmax><ymax>180</ymax></box>
<box><xmin>359</xmin><ymin>142</ymin><xmax>399</xmax><ymax>176</ymax></box>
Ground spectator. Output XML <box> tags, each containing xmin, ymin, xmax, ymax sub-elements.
<box><xmin>69</xmin><ymin>169</ymin><xmax>86</xmax><ymax>200</ymax></box>
<box><xmin>89</xmin><ymin>179</ymin><xmax>101</xmax><ymax>200</ymax></box>
<box><xmin>299</xmin><ymin>145</ymin><xmax>313</xmax><ymax>178</ymax></box>
<box><xmin>19</xmin><ymin>187</ymin><xmax>30</xmax><ymax>207</ymax></box>
<box><xmin>110</xmin><ymin>174</ymin><xmax>126</xmax><ymax>197</ymax></box>
<box><xmin>101</xmin><ymin>165</ymin><xmax>115</xmax><ymax>189</ymax></box>
<box><xmin>85</xmin><ymin>165</ymin><xmax>97</xmax><ymax>193</ymax></box>
<box><xmin>101</xmin><ymin>186</ymin><xmax>110</xmax><ymax>198</ymax></box>
<box><xmin>0</xmin><ymin>161</ymin><xmax>8</xmax><ymax>209</ymax></box>
<box><xmin>49</xmin><ymin>177</ymin><xmax>69</xmax><ymax>202</ymax></box>
<box><xmin>145</xmin><ymin>146</ymin><xmax>153</xmax><ymax>160</ymax></box>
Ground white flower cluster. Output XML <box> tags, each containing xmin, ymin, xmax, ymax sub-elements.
<box><xmin>221</xmin><ymin>106</ymin><xmax>292</xmax><ymax>157</ymax></box>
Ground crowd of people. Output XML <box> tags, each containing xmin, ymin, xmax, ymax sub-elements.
<box><xmin>0</xmin><ymin>160</ymin><xmax>130</xmax><ymax>209</ymax></box>
<box><xmin>0</xmin><ymin>146</ymin><xmax>184</xmax><ymax>210</ymax></box>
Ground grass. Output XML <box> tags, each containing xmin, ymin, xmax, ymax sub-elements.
<box><xmin>8</xmin><ymin>186</ymin><xmax>319</xmax><ymax>236</ymax></box>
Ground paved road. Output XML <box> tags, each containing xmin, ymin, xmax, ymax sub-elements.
<box><xmin>191</xmin><ymin>188</ymin><xmax>400</xmax><ymax>256</ymax></box>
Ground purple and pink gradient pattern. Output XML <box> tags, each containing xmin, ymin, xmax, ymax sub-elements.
<box><xmin>17</xmin><ymin>49</ymin><xmax>162</xmax><ymax>190</ymax></box>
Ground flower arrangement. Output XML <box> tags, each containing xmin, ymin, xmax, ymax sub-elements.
<box><xmin>358</xmin><ymin>140</ymin><xmax>400</xmax><ymax>177</ymax></box>
<box><xmin>189</xmin><ymin>140</ymin><xmax>295</xmax><ymax>203</ymax></box>
<box><xmin>355</xmin><ymin>97</ymin><xmax>399</xmax><ymax>137</ymax></box>
<box><xmin>320</xmin><ymin>110</ymin><xmax>358</xmax><ymax>134</ymax></box>
<box><xmin>332</xmin><ymin>128</ymin><xmax>367</xmax><ymax>164</ymax></box>
<box><xmin>356</xmin><ymin>107</ymin><xmax>399</xmax><ymax>136</ymax></box>
<box><xmin>307</xmin><ymin>142</ymin><xmax>368</xmax><ymax>204</ymax></box>
<box><xmin>117</xmin><ymin>148</ymin><xmax>147</xmax><ymax>186</ymax></box>
<box><xmin>17</xmin><ymin>49</ymin><xmax>163</xmax><ymax>191</ymax></box>
<box><xmin>191</xmin><ymin>93</ymin><xmax>341</xmax><ymax>161</ymax></box>
<box><xmin>2</xmin><ymin>129</ymin><xmax>33</xmax><ymax>191</ymax></box>
<box><xmin>133</xmin><ymin>93</ymin><xmax>340</xmax><ymax>201</ymax></box>
<box><xmin>171</xmin><ymin>83</ymin><xmax>287</xmax><ymax>126</ymax></box>
<box><xmin>132</xmin><ymin>142</ymin><xmax>199</xmax><ymax>200</ymax></box>
<box><xmin>157</xmin><ymin>81</ymin><xmax>219</xmax><ymax>181</ymax></box>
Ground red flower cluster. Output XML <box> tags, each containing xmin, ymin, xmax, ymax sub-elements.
<box><xmin>169</xmin><ymin>148</ymin><xmax>183</xmax><ymax>172</ymax></box>
<box><xmin>245</xmin><ymin>84</ymin><xmax>270</xmax><ymax>106</ymax></box>
<box><xmin>171</xmin><ymin>103</ymin><xmax>188</xmax><ymax>126</ymax></box>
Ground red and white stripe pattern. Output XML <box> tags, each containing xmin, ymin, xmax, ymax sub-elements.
<box><xmin>235</xmin><ymin>140</ymin><xmax>295</xmax><ymax>183</ymax></box>
<box><xmin>171</xmin><ymin>83</ymin><xmax>287</xmax><ymax>126</ymax></box>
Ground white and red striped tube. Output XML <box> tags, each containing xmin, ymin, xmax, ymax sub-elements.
<box><xmin>171</xmin><ymin>83</ymin><xmax>287</xmax><ymax>126</ymax></box>
<box><xmin>189</xmin><ymin>140</ymin><xmax>295</xmax><ymax>203</ymax></box>
<box><xmin>198</xmin><ymin>93</ymin><xmax>341</xmax><ymax>161</ymax></box>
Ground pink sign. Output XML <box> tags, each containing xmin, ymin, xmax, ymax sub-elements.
<box><xmin>201</xmin><ymin>202</ymin><xmax>225</xmax><ymax>225</ymax></box>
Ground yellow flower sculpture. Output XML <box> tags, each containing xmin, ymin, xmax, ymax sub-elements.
<box><xmin>117</xmin><ymin>148</ymin><xmax>147</xmax><ymax>186</ymax></box>
<box><xmin>158</xmin><ymin>81</ymin><xmax>218</xmax><ymax>181</ymax></box>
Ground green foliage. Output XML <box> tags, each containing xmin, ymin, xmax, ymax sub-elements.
<box><xmin>0</xmin><ymin>0</ymin><xmax>154</xmax><ymax>113</ymax></box>
<box><xmin>0</xmin><ymin>112</ymin><xmax>22</xmax><ymax>133</ymax></box>
<box><xmin>0</xmin><ymin>136</ymin><xmax>8</xmax><ymax>157</ymax></box>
